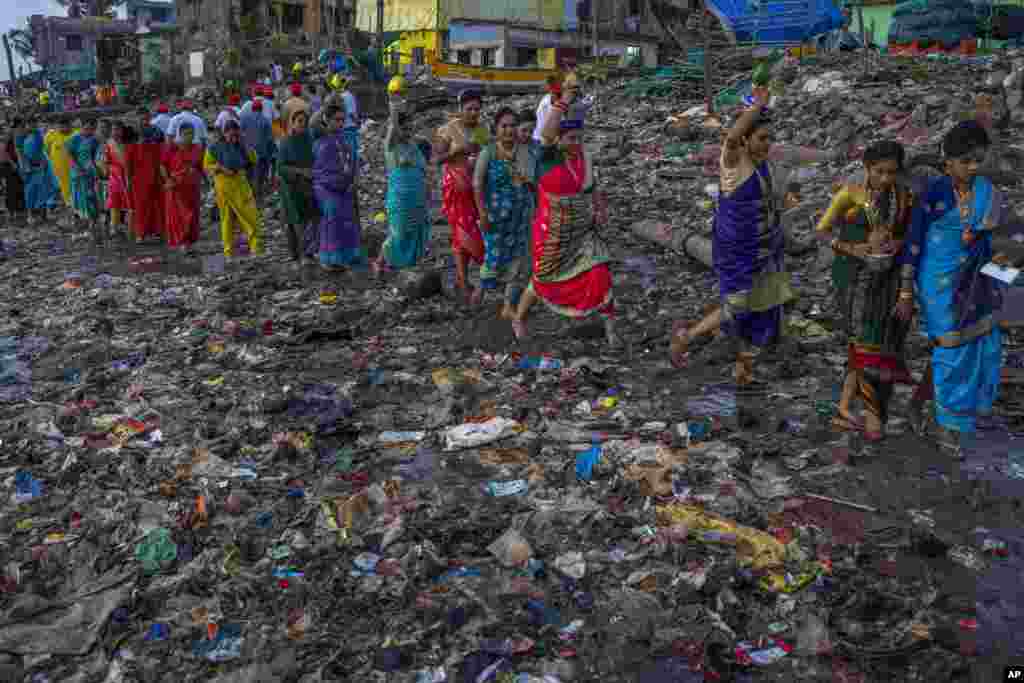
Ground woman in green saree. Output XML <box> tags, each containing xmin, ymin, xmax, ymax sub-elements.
<box><xmin>815</xmin><ymin>140</ymin><xmax>923</xmax><ymax>441</ymax></box>
<box><xmin>276</xmin><ymin>109</ymin><xmax>319</xmax><ymax>268</ymax></box>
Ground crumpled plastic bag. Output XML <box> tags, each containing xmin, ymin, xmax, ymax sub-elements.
<box><xmin>431</xmin><ymin>367</ymin><xmax>483</xmax><ymax>394</ymax></box>
<box><xmin>488</xmin><ymin>528</ymin><xmax>533</xmax><ymax>567</ymax></box>
<box><xmin>444</xmin><ymin>417</ymin><xmax>521</xmax><ymax>451</ymax></box>
<box><xmin>655</xmin><ymin>503</ymin><xmax>787</xmax><ymax>570</ymax></box>
<box><xmin>135</xmin><ymin>528</ymin><xmax>178</xmax><ymax>574</ymax></box>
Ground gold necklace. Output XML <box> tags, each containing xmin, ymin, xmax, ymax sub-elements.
<box><xmin>863</xmin><ymin>183</ymin><xmax>896</xmax><ymax>242</ymax></box>
<box><xmin>954</xmin><ymin>183</ymin><xmax>975</xmax><ymax>244</ymax></box>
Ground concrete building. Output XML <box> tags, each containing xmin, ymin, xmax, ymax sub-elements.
<box><xmin>356</xmin><ymin>0</ymin><xmax>698</xmax><ymax>71</ymax></box>
<box><xmin>127</xmin><ymin>0</ymin><xmax>177</xmax><ymax>29</ymax></box>
<box><xmin>173</xmin><ymin>0</ymin><xmax>356</xmax><ymax>83</ymax></box>
<box><xmin>29</xmin><ymin>15</ymin><xmax>135</xmax><ymax>72</ymax></box>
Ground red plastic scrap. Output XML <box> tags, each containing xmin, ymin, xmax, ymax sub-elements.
<box><xmin>783</xmin><ymin>497</ymin><xmax>866</xmax><ymax>545</ymax></box>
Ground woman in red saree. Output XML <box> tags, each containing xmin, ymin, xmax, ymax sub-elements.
<box><xmin>99</xmin><ymin>121</ymin><xmax>132</xmax><ymax>239</ymax></box>
<box><xmin>160</xmin><ymin>122</ymin><xmax>204</xmax><ymax>253</ymax></box>
<box><xmin>127</xmin><ymin>107</ymin><xmax>167</xmax><ymax>242</ymax></box>
<box><xmin>511</xmin><ymin>87</ymin><xmax>618</xmax><ymax>348</ymax></box>
<box><xmin>436</xmin><ymin>90</ymin><xmax>490</xmax><ymax>302</ymax></box>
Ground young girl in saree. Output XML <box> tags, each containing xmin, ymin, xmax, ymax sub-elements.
<box><xmin>510</xmin><ymin>85</ymin><xmax>619</xmax><ymax>348</ymax></box>
<box><xmin>93</xmin><ymin>120</ymin><xmax>110</xmax><ymax>226</ymax></box>
<box><xmin>905</xmin><ymin>121</ymin><xmax>1012</xmax><ymax>452</ymax></box>
<box><xmin>437</xmin><ymin>90</ymin><xmax>490</xmax><ymax>302</ymax></box>
<box><xmin>65</xmin><ymin>119</ymin><xmax>102</xmax><ymax>242</ymax></box>
<box><xmin>473</xmin><ymin>107</ymin><xmax>534</xmax><ymax>317</ymax></box>
<box><xmin>815</xmin><ymin>140</ymin><xmax>923</xmax><ymax>441</ymax></box>
<box><xmin>375</xmin><ymin>95</ymin><xmax>431</xmax><ymax>272</ymax></box>
<box><xmin>98</xmin><ymin>120</ymin><xmax>132</xmax><ymax>241</ymax></box>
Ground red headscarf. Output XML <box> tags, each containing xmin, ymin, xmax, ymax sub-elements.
<box><xmin>289</xmin><ymin>83</ymin><xmax>302</xmax><ymax>97</ymax></box>
<box><xmin>252</xmin><ymin>99</ymin><xmax>264</xmax><ymax>112</ymax></box>
<box><xmin>182</xmin><ymin>100</ymin><xmax>194</xmax><ymax>110</ymax></box>
<box><xmin>157</xmin><ymin>103</ymin><xmax>169</xmax><ymax>114</ymax></box>
<box><xmin>228</xmin><ymin>94</ymin><xmax>241</xmax><ymax>106</ymax></box>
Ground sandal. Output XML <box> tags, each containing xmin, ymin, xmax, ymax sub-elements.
<box><xmin>511</xmin><ymin>319</ymin><xmax>527</xmax><ymax>340</ymax></box>
<box><xmin>670</xmin><ymin>321</ymin><xmax>690</xmax><ymax>369</ymax></box>
<box><xmin>832</xmin><ymin>415</ymin><xmax>865</xmax><ymax>432</ymax></box>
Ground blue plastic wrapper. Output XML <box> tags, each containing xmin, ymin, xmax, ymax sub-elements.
<box><xmin>144</xmin><ymin>623</ymin><xmax>169</xmax><ymax>642</ymax></box>
<box><xmin>398</xmin><ymin>446</ymin><xmax>437</xmax><ymax>481</ymax></box>
<box><xmin>686</xmin><ymin>385</ymin><xmax>737</xmax><ymax>417</ymax></box>
<box><xmin>14</xmin><ymin>470</ymin><xmax>44</xmax><ymax>502</ymax></box>
<box><xmin>575</xmin><ymin>444</ymin><xmax>601</xmax><ymax>481</ymax></box>
<box><xmin>287</xmin><ymin>384</ymin><xmax>353</xmax><ymax>434</ymax></box>
<box><xmin>192</xmin><ymin>623</ymin><xmax>243</xmax><ymax>662</ymax></box>
<box><xmin>525</xmin><ymin>599</ymin><xmax>560</xmax><ymax>626</ymax></box>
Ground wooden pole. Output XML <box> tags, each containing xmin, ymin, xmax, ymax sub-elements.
<box><xmin>2</xmin><ymin>33</ymin><xmax>18</xmax><ymax>97</ymax></box>
<box><xmin>592</xmin><ymin>0</ymin><xmax>599</xmax><ymax>63</ymax></box>
<box><xmin>703</xmin><ymin>6</ymin><xmax>712</xmax><ymax>114</ymax></box>
<box><xmin>857</xmin><ymin>1</ymin><xmax>867</xmax><ymax>75</ymax></box>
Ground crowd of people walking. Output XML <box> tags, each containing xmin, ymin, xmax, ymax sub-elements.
<box><xmin>0</xmin><ymin>71</ymin><xmax>1017</xmax><ymax>454</ymax></box>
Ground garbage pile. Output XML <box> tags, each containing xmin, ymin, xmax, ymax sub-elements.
<box><xmin>2</xmin><ymin>50</ymin><xmax>1024</xmax><ymax>683</ymax></box>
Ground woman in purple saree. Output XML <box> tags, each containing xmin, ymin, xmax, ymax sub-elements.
<box><xmin>710</xmin><ymin>90</ymin><xmax>795</xmax><ymax>385</ymax></box>
<box><xmin>313</xmin><ymin>103</ymin><xmax>365</xmax><ymax>270</ymax></box>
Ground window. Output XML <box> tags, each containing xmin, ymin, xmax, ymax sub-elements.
<box><xmin>481</xmin><ymin>48</ymin><xmax>496</xmax><ymax>67</ymax></box>
<box><xmin>412</xmin><ymin>47</ymin><xmax>425</xmax><ymax>65</ymax></box>
<box><xmin>515</xmin><ymin>47</ymin><xmax>538</xmax><ymax>66</ymax></box>
<box><xmin>282</xmin><ymin>4</ymin><xmax>303</xmax><ymax>31</ymax></box>
<box><xmin>457</xmin><ymin>50</ymin><xmax>471</xmax><ymax>64</ymax></box>
<box><xmin>65</xmin><ymin>35</ymin><xmax>83</xmax><ymax>51</ymax></box>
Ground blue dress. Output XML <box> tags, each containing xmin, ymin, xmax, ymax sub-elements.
<box><xmin>16</xmin><ymin>130</ymin><xmax>58</xmax><ymax>211</ymax></box>
<box><xmin>382</xmin><ymin>141</ymin><xmax>430</xmax><ymax>269</ymax></box>
<box><xmin>66</xmin><ymin>134</ymin><xmax>101</xmax><ymax>220</ymax></box>
<box><xmin>907</xmin><ymin>175</ymin><xmax>1004</xmax><ymax>434</ymax></box>
<box><xmin>476</xmin><ymin>143</ymin><xmax>533</xmax><ymax>300</ymax></box>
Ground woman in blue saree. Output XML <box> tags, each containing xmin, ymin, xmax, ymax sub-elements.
<box><xmin>313</xmin><ymin>103</ymin><xmax>364</xmax><ymax>270</ymax></box>
<box><xmin>473</xmin><ymin>106</ymin><xmax>533</xmax><ymax>318</ymax></box>
<box><xmin>375</xmin><ymin>95</ymin><xmax>430</xmax><ymax>272</ymax></box>
<box><xmin>905</xmin><ymin>121</ymin><xmax>1009</xmax><ymax>451</ymax></box>
<box><xmin>16</xmin><ymin>121</ymin><xmax>59</xmax><ymax>223</ymax></box>
<box><xmin>65</xmin><ymin>118</ymin><xmax>102</xmax><ymax>240</ymax></box>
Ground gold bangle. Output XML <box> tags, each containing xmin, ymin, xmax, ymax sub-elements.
<box><xmin>898</xmin><ymin>291</ymin><xmax>914</xmax><ymax>301</ymax></box>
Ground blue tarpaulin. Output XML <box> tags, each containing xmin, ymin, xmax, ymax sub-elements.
<box><xmin>705</xmin><ymin>0</ymin><xmax>844</xmax><ymax>45</ymax></box>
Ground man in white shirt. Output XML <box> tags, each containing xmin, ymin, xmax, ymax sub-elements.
<box><xmin>150</xmin><ymin>103</ymin><xmax>172</xmax><ymax>135</ymax></box>
<box><xmin>166</xmin><ymin>100</ymin><xmax>209</xmax><ymax>145</ymax></box>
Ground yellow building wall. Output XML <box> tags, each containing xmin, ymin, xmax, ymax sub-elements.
<box><xmin>541</xmin><ymin>0</ymin><xmax>563</xmax><ymax>30</ymax></box>
<box><xmin>356</xmin><ymin>0</ymin><xmax>440</xmax><ymax>32</ymax></box>
<box><xmin>385</xmin><ymin>30</ymin><xmax>442</xmax><ymax>66</ymax></box>
<box><xmin>537</xmin><ymin>48</ymin><xmax>556</xmax><ymax>68</ymax></box>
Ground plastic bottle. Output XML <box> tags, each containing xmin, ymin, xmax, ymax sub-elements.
<box><xmin>518</xmin><ymin>356</ymin><xmax>563</xmax><ymax>370</ymax></box>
